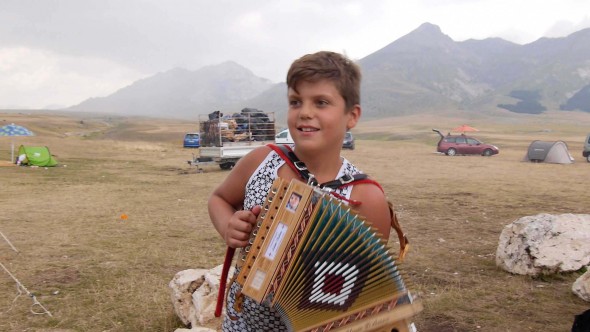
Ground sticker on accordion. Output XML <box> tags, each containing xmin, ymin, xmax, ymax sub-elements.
<box><xmin>250</xmin><ymin>269</ymin><xmax>267</xmax><ymax>290</ymax></box>
<box><xmin>285</xmin><ymin>192</ymin><xmax>302</xmax><ymax>213</ymax></box>
<box><xmin>264</xmin><ymin>222</ymin><xmax>288</xmax><ymax>260</ymax></box>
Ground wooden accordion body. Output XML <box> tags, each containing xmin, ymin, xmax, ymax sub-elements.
<box><xmin>234</xmin><ymin>177</ymin><xmax>422</xmax><ymax>332</ymax></box>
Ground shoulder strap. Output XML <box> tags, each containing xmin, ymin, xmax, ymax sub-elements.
<box><xmin>267</xmin><ymin>143</ymin><xmax>373</xmax><ymax>190</ymax></box>
<box><xmin>389</xmin><ymin>203</ymin><xmax>409</xmax><ymax>262</ymax></box>
<box><xmin>267</xmin><ymin>144</ymin><xmax>311</xmax><ymax>182</ymax></box>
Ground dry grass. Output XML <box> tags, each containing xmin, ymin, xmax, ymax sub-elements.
<box><xmin>0</xmin><ymin>110</ymin><xmax>589</xmax><ymax>332</ymax></box>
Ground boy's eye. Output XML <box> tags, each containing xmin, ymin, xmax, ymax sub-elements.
<box><xmin>289</xmin><ymin>100</ymin><xmax>301</xmax><ymax>107</ymax></box>
<box><xmin>316</xmin><ymin>99</ymin><xmax>329</xmax><ymax>107</ymax></box>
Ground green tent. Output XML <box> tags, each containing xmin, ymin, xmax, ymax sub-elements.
<box><xmin>17</xmin><ymin>145</ymin><xmax>58</xmax><ymax>167</ymax></box>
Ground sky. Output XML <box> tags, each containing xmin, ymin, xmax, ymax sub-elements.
<box><xmin>1</xmin><ymin>0</ymin><xmax>589</xmax><ymax>109</ymax></box>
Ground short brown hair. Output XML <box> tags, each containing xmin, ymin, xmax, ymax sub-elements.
<box><xmin>286</xmin><ymin>51</ymin><xmax>361</xmax><ymax>110</ymax></box>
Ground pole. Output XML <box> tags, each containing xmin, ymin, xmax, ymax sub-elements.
<box><xmin>0</xmin><ymin>230</ymin><xmax>19</xmax><ymax>252</ymax></box>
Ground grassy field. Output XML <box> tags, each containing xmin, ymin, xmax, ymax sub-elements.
<box><xmin>0</xmin><ymin>110</ymin><xmax>589</xmax><ymax>332</ymax></box>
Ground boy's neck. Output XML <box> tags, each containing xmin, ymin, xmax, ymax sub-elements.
<box><xmin>296</xmin><ymin>150</ymin><xmax>343</xmax><ymax>183</ymax></box>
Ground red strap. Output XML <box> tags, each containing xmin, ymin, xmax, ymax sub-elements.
<box><xmin>330</xmin><ymin>192</ymin><xmax>361</xmax><ymax>206</ymax></box>
<box><xmin>267</xmin><ymin>144</ymin><xmax>303</xmax><ymax>180</ymax></box>
<box><xmin>215</xmin><ymin>247</ymin><xmax>235</xmax><ymax>317</ymax></box>
<box><xmin>342</xmin><ymin>178</ymin><xmax>384</xmax><ymax>192</ymax></box>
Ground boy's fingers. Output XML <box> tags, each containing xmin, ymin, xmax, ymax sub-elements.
<box><xmin>227</xmin><ymin>207</ymin><xmax>263</xmax><ymax>247</ymax></box>
<box><xmin>250</xmin><ymin>205</ymin><xmax>262</xmax><ymax>220</ymax></box>
<box><xmin>232</xmin><ymin>212</ymin><xmax>253</xmax><ymax>231</ymax></box>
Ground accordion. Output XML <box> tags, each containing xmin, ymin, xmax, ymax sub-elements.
<box><xmin>233</xmin><ymin>177</ymin><xmax>422</xmax><ymax>332</ymax></box>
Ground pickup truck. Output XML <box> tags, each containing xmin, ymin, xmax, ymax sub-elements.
<box><xmin>188</xmin><ymin>109</ymin><xmax>276</xmax><ymax>170</ymax></box>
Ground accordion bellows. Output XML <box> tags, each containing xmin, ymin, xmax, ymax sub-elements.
<box><xmin>235</xmin><ymin>178</ymin><xmax>421</xmax><ymax>332</ymax></box>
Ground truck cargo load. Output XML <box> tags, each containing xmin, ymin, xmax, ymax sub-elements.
<box><xmin>188</xmin><ymin>108</ymin><xmax>276</xmax><ymax>171</ymax></box>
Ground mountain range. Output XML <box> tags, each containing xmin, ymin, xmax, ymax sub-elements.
<box><xmin>67</xmin><ymin>22</ymin><xmax>590</xmax><ymax>121</ymax></box>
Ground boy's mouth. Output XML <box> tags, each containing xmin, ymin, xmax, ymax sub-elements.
<box><xmin>298</xmin><ymin>127</ymin><xmax>318</xmax><ymax>132</ymax></box>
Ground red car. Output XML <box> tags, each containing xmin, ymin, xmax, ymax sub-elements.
<box><xmin>432</xmin><ymin>129</ymin><xmax>499</xmax><ymax>156</ymax></box>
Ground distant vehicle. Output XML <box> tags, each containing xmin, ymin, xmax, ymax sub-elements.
<box><xmin>342</xmin><ymin>131</ymin><xmax>355</xmax><ymax>150</ymax></box>
<box><xmin>275</xmin><ymin>129</ymin><xmax>294</xmax><ymax>144</ymax></box>
<box><xmin>432</xmin><ymin>129</ymin><xmax>499</xmax><ymax>156</ymax></box>
<box><xmin>583</xmin><ymin>133</ymin><xmax>590</xmax><ymax>162</ymax></box>
<box><xmin>188</xmin><ymin>110</ymin><xmax>276</xmax><ymax>170</ymax></box>
<box><xmin>183</xmin><ymin>133</ymin><xmax>200</xmax><ymax>148</ymax></box>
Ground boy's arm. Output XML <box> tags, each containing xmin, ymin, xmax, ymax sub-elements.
<box><xmin>349</xmin><ymin>184</ymin><xmax>392</xmax><ymax>240</ymax></box>
<box><xmin>208</xmin><ymin>146</ymin><xmax>272</xmax><ymax>248</ymax></box>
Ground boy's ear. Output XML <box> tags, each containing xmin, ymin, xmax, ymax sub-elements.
<box><xmin>346</xmin><ymin>105</ymin><xmax>361</xmax><ymax>130</ymax></box>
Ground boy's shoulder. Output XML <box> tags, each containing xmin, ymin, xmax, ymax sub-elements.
<box><xmin>233</xmin><ymin>145</ymin><xmax>275</xmax><ymax>174</ymax></box>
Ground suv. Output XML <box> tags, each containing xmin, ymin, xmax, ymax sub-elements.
<box><xmin>584</xmin><ymin>133</ymin><xmax>590</xmax><ymax>162</ymax></box>
<box><xmin>342</xmin><ymin>131</ymin><xmax>355</xmax><ymax>150</ymax></box>
<box><xmin>183</xmin><ymin>133</ymin><xmax>200</xmax><ymax>148</ymax></box>
<box><xmin>432</xmin><ymin>129</ymin><xmax>499</xmax><ymax>156</ymax></box>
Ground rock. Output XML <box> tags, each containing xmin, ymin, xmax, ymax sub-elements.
<box><xmin>173</xmin><ymin>327</ymin><xmax>216</xmax><ymax>332</ymax></box>
<box><xmin>496</xmin><ymin>214</ymin><xmax>590</xmax><ymax>276</ymax></box>
<box><xmin>573</xmin><ymin>269</ymin><xmax>590</xmax><ymax>302</ymax></box>
<box><xmin>169</xmin><ymin>269</ymin><xmax>208</xmax><ymax>327</ymax></box>
<box><xmin>169</xmin><ymin>265</ymin><xmax>234</xmax><ymax>328</ymax></box>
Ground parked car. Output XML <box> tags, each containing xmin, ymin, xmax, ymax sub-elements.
<box><xmin>275</xmin><ymin>129</ymin><xmax>294</xmax><ymax>144</ymax></box>
<box><xmin>583</xmin><ymin>133</ymin><xmax>590</xmax><ymax>162</ymax></box>
<box><xmin>432</xmin><ymin>129</ymin><xmax>499</xmax><ymax>156</ymax></box>
<box><xmin>183</xmin><ymin>133</ymin><xmax>200</xmax><ymax>148</ymax></box>
<box><xmin>342</xmin><ymin>131</ymin><xmax>355</xmax><ymax>150</ymax></box>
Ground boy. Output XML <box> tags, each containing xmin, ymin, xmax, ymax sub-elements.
<box><xmin>209</xmin><ymin>51</ymin><xmax>392</xmax><ymax>331</ymax></box>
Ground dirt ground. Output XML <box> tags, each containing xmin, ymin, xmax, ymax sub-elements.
<box><xmin>0</xmin><ymin>110</ymin><xmax>589</xmax><ymax>332</ymax></box>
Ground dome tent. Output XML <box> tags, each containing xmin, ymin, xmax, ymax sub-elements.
<box><xmin>523</xmin><ymin>140</ymin><xmax>574</xmax><ymax>164</ymax></box>
<box><xmin>16</xmin><ymin>145</ymin><xmax>58</xmax><ymax>167</ymax></box>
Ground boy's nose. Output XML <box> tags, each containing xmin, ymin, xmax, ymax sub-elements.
<box><xmin>299</xmin><ymin>103</ymin><xmax>314</xmax><ymax>119</ymax></box>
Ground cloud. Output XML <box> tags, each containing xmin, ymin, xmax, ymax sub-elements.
<box><xmin>1</xmin><ymin>0</ymin><xmax>590</xmax><ymax>109</ymax></box>
<box><xmin>0</xmin><ymin>47</ymin><xmax>144</xmax><ymax>109</ymax></box>
<box><xmin>545</xmin><ymin>16</ymin><xmax>590</xmax><ymax>38</ymax></box>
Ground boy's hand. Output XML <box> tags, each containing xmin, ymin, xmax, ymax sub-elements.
<box><xmin>225</xmin><ymin>205</ymin><xmax>261</xmax><ymax>248</ymax></box>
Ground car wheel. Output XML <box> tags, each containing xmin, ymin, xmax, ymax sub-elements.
<box><xmin>482</xmin><ymin>149</ymin><xmax>493</xmax><ymax>156</ymax></box>
<box><xmin>446</xmin><ymin>148</ymin><xmax>457</xmax><ymax>156</ymax></box>
<box><xmin>587</xmin><ymin>155</ymin><xmax>590</xmax><ymax>163</ymax></box>
<box><xmin>219</xmin><ymin>162</ymin><xmax>235</xmax><ymax>170</ymax></box>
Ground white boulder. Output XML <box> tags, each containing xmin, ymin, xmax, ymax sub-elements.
<box><xmin>169</xmin><ymin>264</ymin><xmax>234</xmax><ymax>328</ymax></box>
<box><xmin>573</xmin><ymin>269</ymin><xmax>590</xmax><ymax>302</ymax></box>
<box><xmin>496</xmin><ymin>214</ymin><xmax>590</xmax><ymax>276</ymax></box>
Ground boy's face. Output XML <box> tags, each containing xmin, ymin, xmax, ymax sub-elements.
<box><xmin>289</xmin><ymin>194</ymin><xmax>300</xmax><ymax>207</ymax></box>
<box><xmin>287</xmin><ymin>79</ymin><xmax>360</xmax><ymax>153</ymax></box>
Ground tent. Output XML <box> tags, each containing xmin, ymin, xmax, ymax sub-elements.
<box><xmin>523</xmin><ymin>140</ymin><xmax>574</xmax><ymax>164</ymax></box>
<box><xmin>16</xmin><ymin>145</ymin><xmax>58</xmax><ymax>167</ymax></box>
